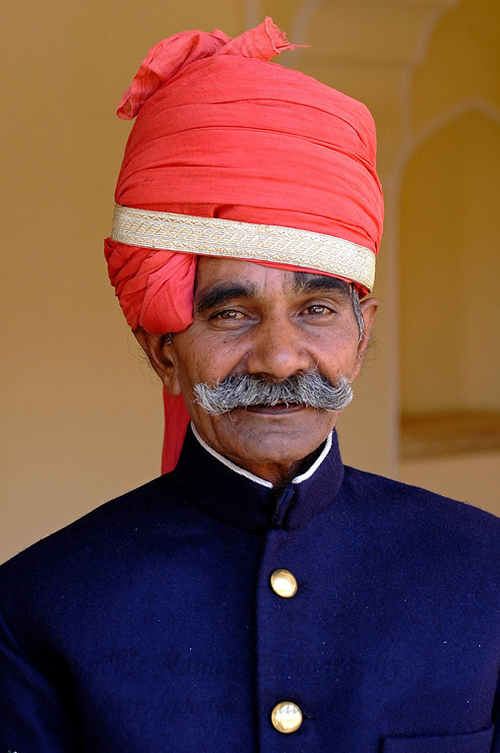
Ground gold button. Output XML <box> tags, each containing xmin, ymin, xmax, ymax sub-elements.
<box><xmin>271</xmin><ymin>701</ymin><xmax>303</xmax><ymax>734</ymax></box>
<box><xmin>270</xmin><ymin>569</ymin><xmax>298</xmax><ymax>598</ymax></box>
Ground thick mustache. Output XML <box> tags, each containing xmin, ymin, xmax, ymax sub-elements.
<box><xmin>193</xmin><ymin>371</ymin><xmax>353</xmax><ymax>416</ymax></box>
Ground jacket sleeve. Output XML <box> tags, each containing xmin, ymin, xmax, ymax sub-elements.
<box><xmin>491</xmin><ymin>673</ymin><xmax>500</xmax><ymax>752</ymax></box>
<box><xmin>0</xmin><ymin>602</ymin><xmax>77</xmax><ymax>753</ymax></box>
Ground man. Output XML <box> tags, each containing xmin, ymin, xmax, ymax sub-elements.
<box><xmin>1</xmin><ymin>19</ymin><xmax>499</xmax><ymax>752</ymax></box>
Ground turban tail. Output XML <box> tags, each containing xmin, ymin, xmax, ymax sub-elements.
<box><xmin>104</xmin><ymin>18</ymin><xmax>384</xmax><ymax>473</ymax></box>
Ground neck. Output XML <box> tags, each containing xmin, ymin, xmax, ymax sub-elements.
<box><xmin>191</xmin><ymin>423</ymin><xmax>331</xmax><ymax>489</ymax></box>
<box><xmin>249</xmin><ymin>450</ymin><xmax>324</xmax><ymax>490</ymax></box>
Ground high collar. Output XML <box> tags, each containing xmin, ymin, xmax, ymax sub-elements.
<box><xmin>172</xmin><ymin>426</ymin><xmax>345</xmax><ymax>534</ymax></box>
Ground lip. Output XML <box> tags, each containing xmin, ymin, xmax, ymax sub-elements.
<box><xmin>242</xmin><ymin>403</ymin><xmax>306</xmax><ymax>415</ymax></box>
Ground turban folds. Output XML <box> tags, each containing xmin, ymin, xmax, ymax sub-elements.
<box><xmin>105</xmin><ymin>18</ymin><xmax>384</xmax><ymax>472</ymax></box>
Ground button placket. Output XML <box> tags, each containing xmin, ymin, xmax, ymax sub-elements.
<box><xmin>267</xmin><ymin>538</ymin><xmax>303</xmax><ymax>736</ymax></box>
<box><xmin>256</xmin><ymin>527</ymin><xmax>313</xmax><ymax>748</ymax></box>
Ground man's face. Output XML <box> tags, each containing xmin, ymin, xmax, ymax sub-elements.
<box><xmin>140</xmin><ymin>257</ymin><xmax>377</xmax><ymax>483</ymax></box>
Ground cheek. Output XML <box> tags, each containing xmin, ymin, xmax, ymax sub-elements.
<box><xmin>173</xmin><ymin>344</ymin><xmax>231</xmax><ymax>394</ymax></box>
<box><xmin>175</xmin><ymin>355</ymin><xmax>204</xmax><ymax>395</ymax></box>
<box><xmin>317</xmin><ymin>339</ymin><xmax>360</xmax><ymax>379</ymax></box>
<box><xmin>176</xmin><ymin>331</ymin><xmax>247</xmax><ymax>387</ymax></box>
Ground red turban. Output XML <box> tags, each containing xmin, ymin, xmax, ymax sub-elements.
<box><xmin>104</xmin><ymin>18</ymin><xmax>384</xmax><ymax>472</ymax></box>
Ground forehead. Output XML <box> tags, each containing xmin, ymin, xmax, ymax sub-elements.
<box><xmin>194</xmin><ymin>257</ymin><xmax>350</xmax><ymax>299</ymax></box>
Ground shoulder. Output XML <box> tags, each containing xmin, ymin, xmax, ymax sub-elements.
<box><xmin>343</xmin><ymin>463</ymin><xmax>500</xmax><ymax>522</ymax></box>
<box><xmin>342</xmin><ymin>465</ymin><xmax>500</xmax><ymax>568</ymax></box>
<box><xmin>0</xmin><ymin>473</ymin><xmax>189</xmax><ymax>593</ymax></box>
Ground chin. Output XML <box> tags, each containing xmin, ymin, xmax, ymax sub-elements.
<box><xmin>215</xmin><ymin>410</ymin><xmax>334</xmax><ymax>465</ymax></box>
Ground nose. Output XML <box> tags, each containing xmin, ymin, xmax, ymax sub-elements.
<box><xmin>246</xmin><ymin>315</ymin><xmax>311</xmax><ymax>379</ymax></box>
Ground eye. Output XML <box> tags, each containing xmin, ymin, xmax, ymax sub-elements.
<box><xmin>207</xmin><ymin>308</ymin><xmax>252</xmax><ymax>329</ymax></box>
<box><xmin>302</xmin><ymin>303</ymin><xmax>334</xmax><ymax>316</ymax></box>
<box><xmin>211</xmin><ymin>309</ymin><xmax>245</xmax><ymax>320</ymax></box>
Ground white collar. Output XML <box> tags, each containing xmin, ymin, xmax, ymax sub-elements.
<box><xmin>191</xmin><ymin>423</ymin><xmax>332</xmax><ymax>490</ymax></box>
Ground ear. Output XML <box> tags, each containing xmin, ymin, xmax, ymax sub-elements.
<box><xmin>133</xmin><ymin>327</ymin><xmax>182</xmax><ymax>397</ymax></box>
<box><xmin>352</xmin><ymin>297</ymin><xmax>378</xmax><ymax>380</ymax></box>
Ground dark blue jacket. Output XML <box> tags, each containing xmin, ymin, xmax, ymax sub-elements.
<box><xmin>1</xmin><ymin>428</ymin><xmax>499</xmax><ymax>752</ymax></box>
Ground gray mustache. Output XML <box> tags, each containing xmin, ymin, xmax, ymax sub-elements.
<box><xmin>193</xmin><ymin>372</ymin><xmax>353</xmax><ymax>416</ymax></box>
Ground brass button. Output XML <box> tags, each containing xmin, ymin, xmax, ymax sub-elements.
<box><xmin>271</xmin><ymin>701</ymin><xmax>303</xmax><ymax>734</ymax></box>
<box><xmin>270</xmin><ymin>569</ymin><xmax>298</xmax><ymax>598</ymax></box>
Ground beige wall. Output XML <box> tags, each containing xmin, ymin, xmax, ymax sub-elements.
<box><xmin>397</xmin><ymin>0</ymin><xmax>500</xmax><ymax>513</ymax></box>
<box><xmin>400</xmin><ymin>0</ymin><xmax>500</xmax><ymax>414</ymax></box>
<box><xmin>1</xmin><ymin>1</ymin><xmax>243</xmax><ymax>562</ymax></box>
<box><xmin>400</xmin><ymin>112</ymin><xmax>500</xmax><ymax>414</ymax></box>
<box><xmin>2</xmin><ymin>0</ymin><xmax>499</xmax><ymax>563</ymax></box>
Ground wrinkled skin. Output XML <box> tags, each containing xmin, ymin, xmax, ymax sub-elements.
<box><xmin>136</xmin><ymin>257</ymin><xmax>378</xmax><ymax>487</ymax></box>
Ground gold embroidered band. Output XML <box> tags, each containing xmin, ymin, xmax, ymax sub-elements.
<box><xmin>111</xmin><ymin>204</ymin><xmax>376</xmax><ymax>290</ymax></box>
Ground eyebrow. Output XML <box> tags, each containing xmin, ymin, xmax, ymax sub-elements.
<box><xmin>292</xmin><ymin>272</ymin><xmax>351</xmax><ymax>297</ymax></box>
<box><xmin>194</xmin><ymin>272</ymin><xmax>351</xmax><ymax>315</ymax></box>
<box><xmin>195</xmin><ymin>282</ymin><xmax>258</xmax><ymax>314</ymax></box>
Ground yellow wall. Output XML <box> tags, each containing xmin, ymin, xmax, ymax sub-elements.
<box><xmin>400</xmin><ymin>0</ymin><xmax>500</xmax><ymax>414</ymax></box>
<box><xmin>400</xmin><ymin>112</ymin><xmax>500</xmax><ymax>413</ymax></box>
<box><xmin>398</xmin><ymin>0</ymin><xmax>500</xmax><ymax>513</ymax></box>
<box><xmin>2</xmin><ymin>0</ymin><xmax>499</xmax><ymax>563</ymax></box>
<box><xmin>1</xmin><ymin>1</ymin><xmax>243</xmax><ymax>562</ymax></box>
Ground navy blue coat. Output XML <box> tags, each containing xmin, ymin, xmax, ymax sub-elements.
<box><xmin>1</xmin><ymin>428</ymin><xmax>499</xmax><ymax>752</ymax></box>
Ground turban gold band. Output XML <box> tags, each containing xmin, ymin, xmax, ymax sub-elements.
<box><xmin>111</xmin><ymin>204</ymin><xmax>376</xmax><ymax>292</ymax></box>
